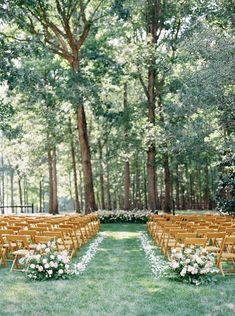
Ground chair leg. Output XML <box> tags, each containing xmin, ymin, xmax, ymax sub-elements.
<box><xmin>10</xmin><ymin>254</ymin><xmax>18</xmax><ymax>272</ymax></box>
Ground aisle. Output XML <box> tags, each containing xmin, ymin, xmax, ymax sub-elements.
<box><xmin>75</xmin><ymin>223</ymin><xmax>158</xmax><ymax>316</ymax></box>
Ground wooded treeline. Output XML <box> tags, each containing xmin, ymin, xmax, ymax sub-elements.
<box><xmin>0</xmin><ymin>0</ymin><xmax>234</xmax><ymax>214</ymax></box>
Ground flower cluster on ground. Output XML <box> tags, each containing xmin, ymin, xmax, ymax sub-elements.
<box><xmin>21</xmin><ymin>242</ymin><xmax>72</xmax><ymax>281</ymax></box>
<box><xmin>74</xmin><ymin>233</ymin><xmax>106</xmax><ymax>275</ymax></box>
<box><xmin>139</xmin><ymin>232</ymin><xmax>170</xmax><ymax>279</ymax></box>
<box><xmin>169</xmin><ymin>246</ymin><xmax>219</xmax><ymax>285</ymax></box>
<box><xmin>96</xmin><ymin>210</ymin><xmax>153</xmax><ymax>223</ymax></box>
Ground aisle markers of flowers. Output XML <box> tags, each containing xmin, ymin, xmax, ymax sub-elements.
<box><xmin>139</xmin><ymin>232</ymin><xmax>169</xmax><ymax>279</ymax></box>
<box><xmin>74</xmin><ymin>232</ymin><xmax>106</xmax><ymax>275</ymax></box>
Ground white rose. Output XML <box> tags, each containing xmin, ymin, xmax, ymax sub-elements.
<box><xmin>58</xmin><ymin>269</ymin><xmax>64</xmax><ymax>275</ymax></box>
<box><xmin>44</xmin><ymin>263</ymin><xmax>49</xmax><ymax>269</ymax></box>
<box><xmin>45</xmin><ymin>248</ymin><xmax>50</xmax><ymax>253</ymax></box>
<box><xmin>36</xmin><ymin>245</ymin><xmax>42</xmax><ymax>251</ymax></box>
<box><xmin>48</xmin><ymin>270</ymin><xmax>53</xmax><ymax>275</ymax></box>
<box><xmin>30</xmin><ymin>264</ymin><xmax>35</xmax><ymax>269</ymax></box>
<box><xmin>180</xmin><ymin>268</ymin><xmax>186</xmax><ymax>277</ymax></box>
<box><xmin>50</xmin><ymin>261</ymin><xmax>54</xmax><ymax>267</ymax></box>
<box><xmin>50</xmin><ymin>255</ymin><xmax>55</xmax><ymax>260</ymax></box>
<box><xmin>54</xmin><ymin>262</ymin><xmax>58</xmax><ymax>268</ymax></box>
<box><xmin>42</xmin><ymin>259</ymin><xmax>47</xmax><ymax>264</ymax></box>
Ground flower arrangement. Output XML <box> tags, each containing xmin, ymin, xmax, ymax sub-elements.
<box><xmin>21</xmin><ymin>241</ymin><xmax>73</xmax><ymax>281</ymax></box>
<box><xmin>169</xmin><ymin>246</ymin><xmax>219</xmax><ymax>285</ymax></box>
<box><xmin>95</xmin><ymin>210</ymin><xmax>153</xmax><ymax>223</ymax></box>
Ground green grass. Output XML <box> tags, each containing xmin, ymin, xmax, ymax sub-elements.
<box><xmin>0</xmin><ymin>223</ymin><xmax>235</xmax><ymax>316</ymax></box>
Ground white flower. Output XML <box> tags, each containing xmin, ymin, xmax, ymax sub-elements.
<box><xmin>171</xmin><ymin>261</ymin><xmax>179</xmax><ymax>269</ymax></box>
<box><xmin>180</xmin><ymin>268</ymin><xmax>186</xmax><ymax>277</ymax></box>
<box><xmin>58</xmin><ymin>269</ymin><xmax>64</xmax><ymax>275</ymax></box>
<box><xmin>45</xmin><ymin>248</ymin><xmax>50</xmax><ymax>253</ymax></box>
<box><xmin>49</xmin><ymin>261</ymin><xmax>54</xmax><ymax>267</ymax></box>
<box><xmin>50</xmin><ymin>255</ymin><xmax>55</xmax><ymax>260</ymax></box>
<box><xmin>30</xmin><ymin>264</ymin><xmax>35</xmax><ymax>269</ymax></box>
<box><xmin>38</xmin><ymin>266</ymin><xmax>43</xmax><ymax>272</ymax></box>
<box><xmin>42</xmin><ymin>258</ymin><xmax>47</xmax><ymax>264</ymax></box>
<box><xmin>54</xmin><ymin>262</ymin><xmax>58</xmax><ymax>268</ymax></box>
<box><xmin>36</xmin><ymin>245</ymin><xmax>42</xmax><ymax>251</ymax></box>
<box><xmin>44</xmin><ymin>263</ymin><xmax>49</xmax><ymax>269</ymax></box>
<box><xmin>48</xmin><ymin>270</ymin><xmax>53</xmax><ymax>275</ymax></box>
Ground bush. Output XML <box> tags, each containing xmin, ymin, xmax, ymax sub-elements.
<box><xmin>21</xmin><ymin>241</ymin><xmax>73</xmax><ymax>281</ymax></box>
<box><xmin>169</xmin><ymin>246</ymin><xmax>219</xmax><ymax>286</ymax></box>
<box><xmin>216</xmin><ymin>153</ymin><xmax>235</xmax><ymax>216</ymax></box>
<box><xmin>95</xmin><ymin>210</ymin><xmax>153</xmax><ymax>223</ymax></box>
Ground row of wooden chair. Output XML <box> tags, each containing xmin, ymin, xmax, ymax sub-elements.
<box><xmin>0</xmin><ymin>214</ymin><xmax>100</xmax><ymax>272</ymax></box>
<box><xmin>147</xmin><ymin>214</ymin><xmax>235</xmax><ymax>276</ymax></box>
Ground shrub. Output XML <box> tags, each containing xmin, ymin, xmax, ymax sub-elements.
<box><xmin>216</xmin><ymin>153</ymin><xmax>235</xmax><ymax>216</ymax></box>
<box><xmin>95</xmin><ymin>210</ymin><xmax>153</xmax><ymax>223</ymax></box>
<box><xmin>21</xmin><ymin>241</ymin><xmax>73</xmax><ymax>281</ymax></box>
<box><xmin>169</xmin><ymin>246</ymin><xmax>219</xmax><ymax>285</ymax></box>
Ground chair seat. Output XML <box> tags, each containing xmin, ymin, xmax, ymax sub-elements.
<box><xmin>221</xmin><ymin>253</ymin><xmax>235</xmax><ymax>259</ymax></box>
<box><xmin>13</xmin><ymin>249</ymin><xmax>29</xmax><ymax>256</ymax></box>
<box><xmin>205</xmin><ymin>246</ymin><xmax>220</xmax><ymax>252</ymax></box>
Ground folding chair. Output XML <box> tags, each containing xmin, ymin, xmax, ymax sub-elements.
<box><xmin>216</xmin><ymin>236</ymin><xmax>235</xmax><ymax>276</ymax></box>
<box><xmin>7</xmin><ymin>235</ymin><xmax>32</xmax><ymax>272</ymax></box>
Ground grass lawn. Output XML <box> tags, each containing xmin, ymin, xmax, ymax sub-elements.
<box><xmin>0</xmin><ymin>223</ymin><xmax>235</xmax><ymax>316</ymax></box>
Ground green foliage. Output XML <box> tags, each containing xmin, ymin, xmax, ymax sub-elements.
<box><xmin>216</xmin><ymin>154</ymin><xmax>235</xmax><ymax>216</ymax></box>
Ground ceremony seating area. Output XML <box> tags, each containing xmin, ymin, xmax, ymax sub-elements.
<box><xmin>147</xmin><ymin>214</ymin><xmax>235</xmax><ymax>276</ymax></box>
<box><xmin>0</xmin><ymin>214</ymin><xmax>100</xmax><ymax>272</ymax></box>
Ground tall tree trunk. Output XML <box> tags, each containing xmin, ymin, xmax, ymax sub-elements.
<box><xmin>98</xmin><ymin>140</ymin><xmax>105</xmax><ymax>210</ymax></box>
<box><xmin>124</xmin><ymin>160</ymin><xmax>131</xmax><ymax>210</ymax></box>
<box><xmin>147</xmin><ymin>69</ymin><xmax>157</xmax><ymax>211</ymax></box>
<box><xmin>10</xmin><ymin>168</ymin><xmax>14</xmax><ymax>213</ymax></box>
<box><xmin>123</xmin><ymin>82</ymin><xmax>131</xmax><ymax>211</ymax></box>
<box><xmin>197</xmin><ymin>167</ymin><xmax>202</xmax><ymax>209</ymax></box>
<box><xmin>48</xmin><ymin>148</ymin><xmax>58</xmax><ymax>214</ymax></box>
<box><xmin>76</xmin><ymin>106</ymin><xmax>96</xmax><ymax>213</ymax></box>
<box><xmin>204</xmin><ymin>164</ymin><xmax>210</xmax><ymax>210</ymax></box>
<box><xmin>163</xmin><ymin>153</ymin><xmax>172</xmax><ymax>212</ymax></box>
<box><xmin>52</xmin><ymin>147</ymin><xmax>58</xmax><ymax>214</ymax></box>
<box><xmin>39</xmin><ymin>179</ymin><xmax>42</xmax><ymax>213</ymax></box>
<box><xmin>135</xmin><ymin>158</ymin><xmax>142</xmax><ymax>209</ymax></box>
<box><xmin>69</xmin><ymin>118</ymin><xmax>80</xmax><ymax>213</ymax></box>
<box><xmin>143</xmin><ymin>165</ymin><xmax>148</xmax><ymax>209</ymax></box>
<box><xmin>106</xmin><ymin>168</ymin><xmax>111</xmax><ymax>210</ymax></box>
<box><xmin>18</xmin><ymin>176</ymin><xmax>23</xmax><ymax>213</ymax></box>
<box><xmin>175</xmin><ymin>165</ymin><xmax>180</xmax><ymax>210</ymax></box>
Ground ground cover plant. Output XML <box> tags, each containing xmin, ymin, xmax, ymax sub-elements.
<box><xmin>0</xmin><ymin>224</ymin><xmax>235</xmax><ymax>316</ymax></box>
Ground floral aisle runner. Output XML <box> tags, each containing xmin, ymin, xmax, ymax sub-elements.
<box><xmin>138</xmin><ymin>232</ymin><xmax>169</xmax><ymax>279</ymax></box>
<box><xmin>75</xmin><ymin>232</ymin><xmax>106</xmax><ymax>275</ymax></box>
<box><xmin>73</xmin><ymin>230</ymin><xmax>168</xmax><ymax>279</ymax></box>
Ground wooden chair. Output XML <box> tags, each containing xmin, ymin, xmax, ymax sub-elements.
<box><xmin>7</xmin><ymin>235</ymin><xmax>32</xmax><ymax>272</ymax></box>
<box><xmin>0</xmin><ymin>236</ymin><xmax>7</xmax><ymax>267</ymax></box>
<box><xmin>183</xmin><ymin>237</ymin><xmax>207</xmax><ymax>248</ymax></box>
<box><xmin>205</xmin><ymin>232</ymin><xmax>226</xmax><ymax>253</ymax></box>
<box><xmin>216</xmin><ymin>236</ymin><xmax>235</xmax><ymax>276</ymax></box>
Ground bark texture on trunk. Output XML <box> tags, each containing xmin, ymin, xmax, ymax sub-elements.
<box><xmin>98</xmin><ymin>140</ymin><xmax>105</xmax><ymax>210</ymax></box>
<box><xmin>124</xmin><ymin>160</ymin><xmax>131</xmax><ymax>210</ymax></box>
<box><xmin>76</xmin><ymin>106</ymin><xmax>96</xmax><ymax>213</ymax></box>
<box><xmin>69</xmin><ymin>118</ymin><xmax>80</xmax><ymax>213</ymax></box>
<box><xmin>48</xmin><ymin>148</ymin><xmax>58</xmax><ymax>214</ymax></box>
<box><xmin>163</xmin><ymin>153</ymin><xmax>172</xmax><ymax>213</ymax></box>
